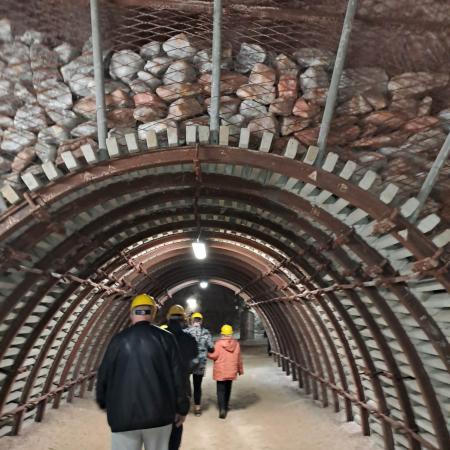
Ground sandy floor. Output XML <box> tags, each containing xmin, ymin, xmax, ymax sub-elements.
<box><xmin>0</xmin><ymin>345</ymin><xmax>375</xmax><ymax>450</ymax></box>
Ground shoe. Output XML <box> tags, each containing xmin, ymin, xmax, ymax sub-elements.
<box><xmin>194</xmin><ymin>405</ymin><xmax>202</xmax><ymax>416</ymax></box>
<box><xmin>219</xmin><ymin>409</ymin><xmax>227</xmax><ymax>419</ymax></box>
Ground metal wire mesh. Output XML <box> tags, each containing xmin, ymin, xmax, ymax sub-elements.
<box><xmin>0</xmin><ymin>0</ymin><xmax>449</xmax><ymax>220</ymax></box>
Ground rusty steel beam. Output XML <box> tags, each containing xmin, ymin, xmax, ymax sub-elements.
<box><xmin>11</xmin><ymin>286</ymin><xmax>97</xmax><ymax>435</ymax></box>
<box><xmin>84</xmin><ymin>307</ymin><xmax>131</xmax><ymax>395</ymax></box>
<box><xmin>35</xmin><ymin>290</ymin><xmax>108</xmax><ymax>421</ymax></box>
<box><xmin>0</xmin><ymin>371</ymin><xmax>96</xmax><ymax>422</ymax></box>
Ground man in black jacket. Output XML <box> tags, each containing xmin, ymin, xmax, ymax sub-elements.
<box><xmin>165</xmin><ymin>304</ymin><xmax>199</xmax><ymax>450</ymax></box>
<box><xmin>96</xmin><ymin>294</ymin><xmax>190</xmax><ymax>450</ymax></box>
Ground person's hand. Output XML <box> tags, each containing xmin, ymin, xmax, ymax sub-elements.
<box><xmin>175</xmin><ymin>414</ymin><xmax>186</xmax><ymax>428</ymax></box>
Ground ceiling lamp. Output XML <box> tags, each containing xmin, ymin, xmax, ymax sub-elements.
<box><xmin>192</xmin><ymin>240</ymin><xmax>207</xmax><ymax>260</ymax></box>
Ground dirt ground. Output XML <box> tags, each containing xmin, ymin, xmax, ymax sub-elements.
<box><xmin>0</xmin><ymin>345</ymin><xmax>375</xmax><ymax>450</ymax></box>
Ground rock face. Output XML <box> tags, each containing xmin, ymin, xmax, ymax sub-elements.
<box><xmin>0</xmin><ymin>19</ymin><xmax>449</xmax><ymax>197</ymax></box>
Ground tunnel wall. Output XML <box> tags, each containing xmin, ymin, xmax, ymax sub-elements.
<box><xmin>0</xmin><ymin>139</ymin><xmax>448</xmax><ymax>450</ymax></box>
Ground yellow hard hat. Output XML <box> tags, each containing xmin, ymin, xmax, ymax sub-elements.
<box><xmin>130</xmin><ymin>293</ymin><xmax>156</xmax><ymax>311</ymax></box>
<box><xmin>221</xmin><ymin>324</ymin><xmax>233</xmax><ymax>336</ymax></box>
<box><xmin>191</xmin><ymin>312</ymin><xmax>203</xmax><ymax>320</ymax></box>
<box><xmin>160</xmin><ymin>324</ymin><xmax>168</xmax><ymax>330</ymax></box>
<box><xmin>167</xmin><ymin>304</ymin><xmax>185</xmax><ymax>320</ymax></box>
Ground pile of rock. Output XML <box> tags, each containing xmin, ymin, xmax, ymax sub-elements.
<box><xmin>0</xmin><ymin>17</ymin><xmax>449</xmax><ymax>194</ymax></box>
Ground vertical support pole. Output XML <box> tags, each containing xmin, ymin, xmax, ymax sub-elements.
<box><xmin>90</xmin><ymin>0</ymin><xmax>107</xmax><ymax>153</ymax></box>
<box><xmin>210</xmin><ymin>0</ymin><xmax>223</xmax><ymax>144</ymax></box>
<box><xmin>410</xmin><ymin>132</ymin><xmax>450</xmax><ymax>223</ymax></box>
<box><xmin>315</xmin><ymin>0</ymin><xmax>358</xmax><ymax>166</ymax></box>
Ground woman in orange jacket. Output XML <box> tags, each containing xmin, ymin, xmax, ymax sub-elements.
<box><xmin>207</xmin><ymin>324</ymin><xmax>244</xmax><ymax>419</ymax></box>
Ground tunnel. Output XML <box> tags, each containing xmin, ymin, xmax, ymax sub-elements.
<box><xmin>0</xmin><ymin>1</ymin><xmax>449</xmax><ymax>450</ymax></box>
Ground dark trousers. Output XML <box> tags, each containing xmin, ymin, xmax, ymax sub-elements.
<box><xmin>192</xmin><ymin>374</ymin><xmax>203</xmax><ymax>405</ymax></box>
<box><xmin>169</xmin><ymin>424</ymin><xmax>182</xmax><ymax>450</ymax></box>
<box><xmin>217</xmin><ymin>380</ymin><xmax>233</xmax><ymax>411</ymax></box>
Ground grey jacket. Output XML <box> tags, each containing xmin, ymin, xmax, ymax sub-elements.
<box><xmin>184</xmin><ymin>326</ymin><xmax>213</xmax><ymax>375</ymax></box>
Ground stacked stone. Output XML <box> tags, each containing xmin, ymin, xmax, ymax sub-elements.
<box><xmin>0</xmin><ymin>16</ymin><xmax>449</xmax><ymax>193</ymax></box>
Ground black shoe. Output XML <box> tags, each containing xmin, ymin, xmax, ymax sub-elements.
<box><xmin>219</xmin><ymin>409</ymin><xmax>227</xmax><ymax>419</ymax></box>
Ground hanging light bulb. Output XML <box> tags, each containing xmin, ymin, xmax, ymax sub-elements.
<box><xmin>192</xmin><ymin>240</ymin><xmax>207</xmax><ymax>260</ymax></box>
<box><xmin>199</xmin><ymin>281</ymin><xmax>208</xmax><ymax>289</ymax></box>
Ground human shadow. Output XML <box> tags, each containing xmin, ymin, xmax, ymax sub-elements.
<box><xmin>201</xmin><ymin>391</ymin><xmax>261</xmax><ymax>412</ymax></box>
<box><xmin>228</xmin><ymin>392</ymin><xmax>260</xmax><ymax>410</ymax></box>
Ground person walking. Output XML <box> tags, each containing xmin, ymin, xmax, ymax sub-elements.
<box><xmin>166</xmin><ymin>304</ymin><xmax>199</xmax><ymax>450</ymax></box>
<box><xmin>96</xmin><ymin>294</ymin><xmax>190</xmax><ymax>450</ymax></box>
<box><xmin>208</xmin><ymin>324</ymin><xmax>244</xmax><ymax>419</ymax></box>
<box><xmin>184</xmin><ymin>312</ymin><xmax>213</xmax><ymax>416</ymax></box>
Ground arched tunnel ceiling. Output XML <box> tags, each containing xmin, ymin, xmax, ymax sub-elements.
<box><xmin>0</xmin><ymin>141</ymin><xmax>449</xmax><ymax>450</ymax></box>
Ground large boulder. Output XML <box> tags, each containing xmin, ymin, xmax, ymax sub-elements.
<box><xmin>240</xmin><ymin>99</ymin><xmax>268</xmax><ymax>119</ymax></box>
<box><xmin>205</xmin><ymin>96</ymin><xmax>241</xmax><ymax>119</ymax></box>
<box><xmin>36</xmin><ymin>79</ymin><xmax>73</xmax><ymax>110</ymax></box>
<box><xmin>1</xmin><ymin>128</ymin><xmax>37</xmax><ymax>153</ymax></box>
<box><xmin>109</xmin><ymin>50</ymin><xmax>144</xmax><ymax>83</ymax></box>
<box><xmin>388</xmin><ymin>72</ymin><xmax>449</xmax><ymax>98</ymax></box>
<box><xmin>248</xmin><ymin>63</ymin><xmax>276</xmax><ymax>85</ymax></box>
<box><xmin>140</xmin><ymin>41</ymin><xmax>162</xmax><ymax>60</ymax></box>
<box><xmin>293</xmin><ymin>47</ymin><xmax>335</xmax><ymax>69</ymax></box>
<box><xmin>163</xmin><ymin>60</ymin><xmax>197</xmax><ymax>85</ymax></box>
<box><xmin>14</xmin><ymin>105</ymin><xmax>47</xmax><ymax>132</ymax></box>
<box><xmin>199</xmin><ymin>72</ymin><xmax>248</xmax><ymax>95</ymax></box>
<box><xmin>236</xmin><ymin>83</ymin><xmax>276</xmax><ymax>105</ymax></box>
<box><xmin>144</xmin><ymin>56</ymin><xmax>172</xmax><ymax>77</ymax></box>
<box><xmin>338</xmin><ymin>67</ymin><xmax>389</xmax><ymax>102</ymax></box>
<box><xmin>248</xmin><ymin>114</ymin><xmax>279</xmax><ymax>136</ymax></box>
<box><xmin>163</xmin><ymin>33</ymin><xmax>197</xmax><ymax>59</ymax></box>
<box><xmin>235</xmin><ymin>43</ymin><xmax>266</xmax><ymax>73</ymax></box>
<box><xmin>300</xmin><ymin>67</ymin><xmax>329</xmax><ymax>104</ymax></box>
<box><xmin>156</xmin><ymin>82</ymin><xmax>203</xmax><ymax>103</ymax></box>
<box><xmin>168</xmin><ymin>97</ymin><xmax>204</xmax><ymax>121</ymax></box>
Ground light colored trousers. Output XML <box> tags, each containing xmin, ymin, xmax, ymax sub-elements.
<box><xmin>111</xmin><ymin>424</ymin><xmax>172</xmax><ymax>450</ymax></box>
